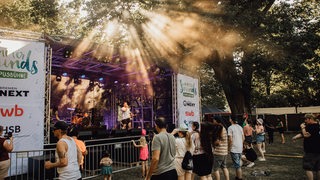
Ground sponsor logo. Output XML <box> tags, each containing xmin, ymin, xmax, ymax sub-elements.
<box><xmin>0</xmin><ymin>49</ymin><xmax>39</xmax><ymax>78</ymax></box>
<box><xmin>183</xmin><ymin>100</ymin><xmax>195</xmax><ymax>107</ymax></box>
<box><xmin>179</xmin><ymin>80</ymin><xmax>197</xmax><ymax>98</ymax></box>
<box><xmin>0</xmin><ymin>104</ymin><xmax>24</xmax><ymax>117</ymax></box>
<box><xmin>0</xmin><ymin>89</ymin><xmax>29</xmax><ymax>97</ymax></box>
<box><xmin>185</xmin><ymin>111</ymin><xmax>194</xmax><ymax>116</ymax></box>
<box><xmin>4</xmin><ymin>125</ymin><xmax>21</xmax><ymax>134</ymax></box>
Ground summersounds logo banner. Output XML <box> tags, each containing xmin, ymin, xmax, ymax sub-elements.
<box><xmin>177</xmin><ymin>74</ymin><xmax>200</xmax><ymax>130</ymax></box>
<box><xmin>0</xmin><ymin>38</ymin><xmax>45</xmax><ymax>175</ymax></box>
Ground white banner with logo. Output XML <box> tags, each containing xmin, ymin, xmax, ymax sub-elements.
<box><xmin>0</xmin><ymin>38</ymin><xmax>45</xmax><ymax>175</ymax></box>
<box><xmin>177</xmin><ymin>74</ymin><xmax>200</xmax><ymax>130</ymax></box>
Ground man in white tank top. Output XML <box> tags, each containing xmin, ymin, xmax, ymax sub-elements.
<box><xmin>45</xmin><ymin>121</ymin><xmax>82</xmax><ymax>180</ymax></box>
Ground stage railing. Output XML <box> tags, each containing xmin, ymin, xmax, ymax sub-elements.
<box><xmin>6</xmin><ymin>136</ymin><xmax>152</xmax><ymax>180</ymax></box>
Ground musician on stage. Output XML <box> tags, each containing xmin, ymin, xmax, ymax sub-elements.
<box><xmin>72</xmin><ymin>104</ymin><xmax>83</xmax><ymax>125</ymax></box>
<box><xmin>118</xmin><ymin>102</ymin><xmax>132</xmax><ymax>130</ymax></box>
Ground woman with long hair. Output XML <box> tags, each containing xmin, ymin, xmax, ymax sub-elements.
<box><xmin>192</xmin><ymin>121</ymin><xmax>222</xmax><ymax>180</ymax></box>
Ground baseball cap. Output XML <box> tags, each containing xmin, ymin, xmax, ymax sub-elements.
<box><xmin>257</xmin><ymin>118</ymin><xmax>263</xmax><ymax>124</ymax></box>
<box><xmin>54</xmin><ymin>121</ymin><xmax>68</xmax><ymax>131</ymax></box>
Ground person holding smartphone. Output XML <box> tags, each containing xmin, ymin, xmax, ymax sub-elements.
<box><xmin>0</xmin><ymin>126</ymin><xmax>14</xmax><ymax>179</ymax></box>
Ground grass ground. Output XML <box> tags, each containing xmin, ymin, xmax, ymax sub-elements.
<box><xmin>93</xmin><ymin>132</ymin><xmax>307</xmax><ymax>180</ymax></box>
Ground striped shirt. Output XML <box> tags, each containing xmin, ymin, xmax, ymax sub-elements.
<box><xmin>213</xmin><ymin>127</ymin><xmax>228</xmax><ymax>156</ymax></box>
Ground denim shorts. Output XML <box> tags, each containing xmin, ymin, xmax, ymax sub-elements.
<box><xmin>230</xmin><ymin>152</ymin><xmax>242</xmax><ymax>169</ymax></box>
<box><xmin>256</xmin><ymin>134</ymin><xmax>265</xmax><ymax>144</ymax></box>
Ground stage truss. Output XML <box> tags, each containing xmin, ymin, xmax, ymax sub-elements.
<box><xmin>44</xmin><ymin>46</ymin><xmax>52</xmax><ymax>144</ymax></box>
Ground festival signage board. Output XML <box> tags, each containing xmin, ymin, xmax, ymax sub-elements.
<box><xmin>0</xmin><ymin>38</ymin><xmax>45</xmax><ymax>174</ymax></box>
<box><xmin>176</xmin><ymin>73</ymin><xmax>200</xmax><ymax>130</ymax></box>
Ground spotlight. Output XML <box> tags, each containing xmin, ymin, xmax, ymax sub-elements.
<box><xmin>56</xmin><ymin>75</ymin><xmax>61</xmax><ymax>82</ymax></box>
<box><xmin>81</xmin><ymin>74</ymin><xmax>86</xmax><ymax>78</ymax></box>
<box><xmin>89</xmin><ymin>80</ymin><xmax>94</xmax><ymax>87</ymax></box>
<box><xmin>99</xmin><ymin>77</ymin><xmax>104</xmax><ymax>81</ymax></box>
<box><xmin>62</xmin><ymin>72</ymin><xmax>68</xmax><ymax>76</ymax></box>
<box><xmin>63</xmin><ymin>46</ymin><xmax>73</xmax><ymax>58</ymax></box>
<box><xmin>74</xmin><ymin>77</ymin><xmax>81</xmax><ymax>84</ymax></box>
<box><xmin>114</xmin><ymin>80</ymin><xmax>118</xmax><ymax>84</ymax></box>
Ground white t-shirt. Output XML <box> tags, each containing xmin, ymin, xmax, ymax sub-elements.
<box><xmin>227</xmin><ymin>124</ymin><xmax>244</xmax><ymax>153</ymax></box>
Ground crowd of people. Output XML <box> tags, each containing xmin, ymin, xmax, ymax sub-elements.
<box><xmin>1</xmin><ymin>113</ymin><xmax>319</xmax><ymax>180</ymax></box>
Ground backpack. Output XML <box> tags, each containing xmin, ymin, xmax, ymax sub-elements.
<box><xmin>181</xmin><ymin>151</ymin><xmax>193</xmax><ymax>170</ymax></box>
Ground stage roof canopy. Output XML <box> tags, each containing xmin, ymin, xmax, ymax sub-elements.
<box><xmin>47</xmin><ymin>35</ymin><xmax>172</xmax><ymax>83</ymax></box>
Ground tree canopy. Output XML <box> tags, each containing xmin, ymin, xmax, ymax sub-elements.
<box><xmin>0</xmin><ymin>0</ymin><xmax>318</xmax><ymax>114</ymax></box>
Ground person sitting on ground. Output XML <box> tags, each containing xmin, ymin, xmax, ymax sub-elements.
<box><xmin>241</xmin><ymin>141</ymin><xmax>257</xmax><ymax>168</ymax></box>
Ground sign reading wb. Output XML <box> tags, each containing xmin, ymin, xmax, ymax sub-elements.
<box><xmin>0</xmin><ymin>104</ymin><xmax>24</xmax><ymax>117</ymax></box>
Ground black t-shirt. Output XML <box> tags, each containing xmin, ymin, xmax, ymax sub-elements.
<box><xmin>304</xmin><ymin>123</ymin><xmax>320</xmax><ymax>153</ymax></box>
<box><xmin>244</xmin><ymin>148</ymin><xmax>257</xmax><ymax>162</ymax></box>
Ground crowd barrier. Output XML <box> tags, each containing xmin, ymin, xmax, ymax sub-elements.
<box><xmin>5</xmin><ymin>136</ymin><xmax>151</xmax><ymax>180</ymax></box>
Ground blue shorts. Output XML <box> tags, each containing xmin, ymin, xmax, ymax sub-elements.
<box><xmin>230</xmin><ymin>152</ymin><xmax>242</xmax><ymax>169</ymax></box>
<box><xmin>256</xmin><ymin>134</ymin><xmax>265</xmax><ymax>144</ymax></box>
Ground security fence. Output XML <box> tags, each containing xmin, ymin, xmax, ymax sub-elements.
<box><xmin>5</xmin><ymin>136</ymin><xmax>151</xmax><ymax>180</ymax></box>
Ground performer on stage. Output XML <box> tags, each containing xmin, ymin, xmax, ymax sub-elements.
<box><xmin>118</xmin><ymin>102</ymin><xmax>132</xmax><ymax>130</ymax></box>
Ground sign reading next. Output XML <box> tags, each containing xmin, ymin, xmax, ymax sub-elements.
<box><xmin>0</xmin><ymin>90</ymin><xmax>29</xmax><ymax>97</ymax></box>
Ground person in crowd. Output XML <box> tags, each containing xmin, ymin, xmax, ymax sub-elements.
<box><xmin>45</xmin><ymin>121</ymin><xmax>82</xmax><ymax>180</ymax></box>
<box><xmin>227</xmin><ymin>115</ymin><xmax>244</xmax><ymax>180</ymax></box>
<box><xmin>100</xmin><ymin>150</ymin><xmax>113</xmax><ymax>180</ymax></box>
<box><xmin>100</xmin><ymin>151</ymin><xmax>113</xmax><ymax>180</ymax></box>
<box><xmin>145</xmin><ymin>117</ymin><xmax>177</xmax><ymax>180</ymax></box>
<box><xmin>276</xmin><ymin>118</ymin><xmax>286</xmax><ymax>144</ymax></box>
<box><xmin>255</xmin><ymin>118</ymin><xmax>266</xmax><ymax>161</ymax></box>
<box><xmin>132</xmin><ymin>136</ymin><xmax>149</xmax><ymax>178</ymax></box>
<box><xmin>243</xmin><ymin>118</ymin><xmax>254</xmax><ymax>146</ymax></box>
<box><xmin>292</xmin><ymin>114</ymin><xmax>320</xmax><ymax>180</ymax></box>
<box><xmin>241</xmin><ymin>141</ymin><xmax>257</xmax><ymax>168</ymax></box>
<box><xmin>264</xmin><ymin>120</ymin><xmax>275</xmax><ymax>145</ymax></box>
<box><xmin>192</xmin><ymin>121</ymin><xmax>218</xmax><ymax>180</ymax></box>
<box><xmin>171</xmin><ymin>125</ymin><xmax>194</xmax><ymax>180</ymax></box>
<box><xmin>212</xmin><ymin>116</ymin><xmax>230</xmax><ymax>180</ymax></box>
<box><xmin>0</xmin><ymin>126</ymin><xmax>14</xmax><ymax>179</ymax></box>
<box><xmin>68</xmin><ymin>128</ymin><xmax>88</xmax><ymax>171</ymax></box>
<box><xmin>119</xmin><ymin>101</ymin><xmax>132</xmax><ymax>130</ymax></box>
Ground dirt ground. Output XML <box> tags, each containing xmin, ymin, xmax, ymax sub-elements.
<box><xmin>94</xmin><ymin>132</ymin><xmax>307</xmax><ymax>180</ymax></box>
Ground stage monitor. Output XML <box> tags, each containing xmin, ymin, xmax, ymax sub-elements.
<box><xmin>111</xmin><ymin>129</ymin><xmax>127</xmax><ymax>137</ymax></box>
<box><xmin>129</xmin><ymin>128</ymin><xmax>142</xmax><ymax>136</ymax></box>
<box><xmin>78</xmin><ymin>130</ymin><xmax>92</xmax><ymax>140</ymax></box>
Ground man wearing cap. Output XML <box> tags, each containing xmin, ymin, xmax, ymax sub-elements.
<box><xmin>45</xmin><ymin>121</ymin><xmax>82</xmax><ymax>180</ymax></box>
<box><xmin>227</xmin><ymin>115</ymin><xmax>244</xmax><ymax>180</ymax></box>
<box><xmin>292</xmin><ymin>114</ymin><xmax>320</xmax><ymax>180</ymax></box>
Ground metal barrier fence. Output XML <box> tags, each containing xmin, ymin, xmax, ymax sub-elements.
<box><xmin>5</xmin><ymin>136</ymin><xmax>151</xmax><ymax>180</ymax></box>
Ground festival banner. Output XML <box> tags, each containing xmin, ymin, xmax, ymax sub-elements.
<box><xmin>176</xmin><ymin>74</ymin><xmax>200</xmax><ymax>130</ymax></box>
<box><xmin>0</xmin><ymin>38</ymin><xmax>45</xmax><ymax>174</ymax></box>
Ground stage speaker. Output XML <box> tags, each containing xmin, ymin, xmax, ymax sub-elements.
<box><xmin>129</xmin><ymin>128</ymin><xmax>142</xmax><ymax>136</ymax></box>
<box><xmin>94</xmin><ymin>129</ymin><xmax>108</xmax><ymax>139</ymax></box>
<box><xmin>78</xmin><ymin>130</ymin><xmax>92</xmax><ymax>140</ymax></box>
<box><xmin>111</xmin><ymin>129</ymin><xmax>127</xmax><ymax>137</ymax></box>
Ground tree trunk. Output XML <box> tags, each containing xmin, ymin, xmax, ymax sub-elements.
<box><xmin>206</xmin><ymin>51</ymin><xmax>250</xmax><ymax>115</ymax></box>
